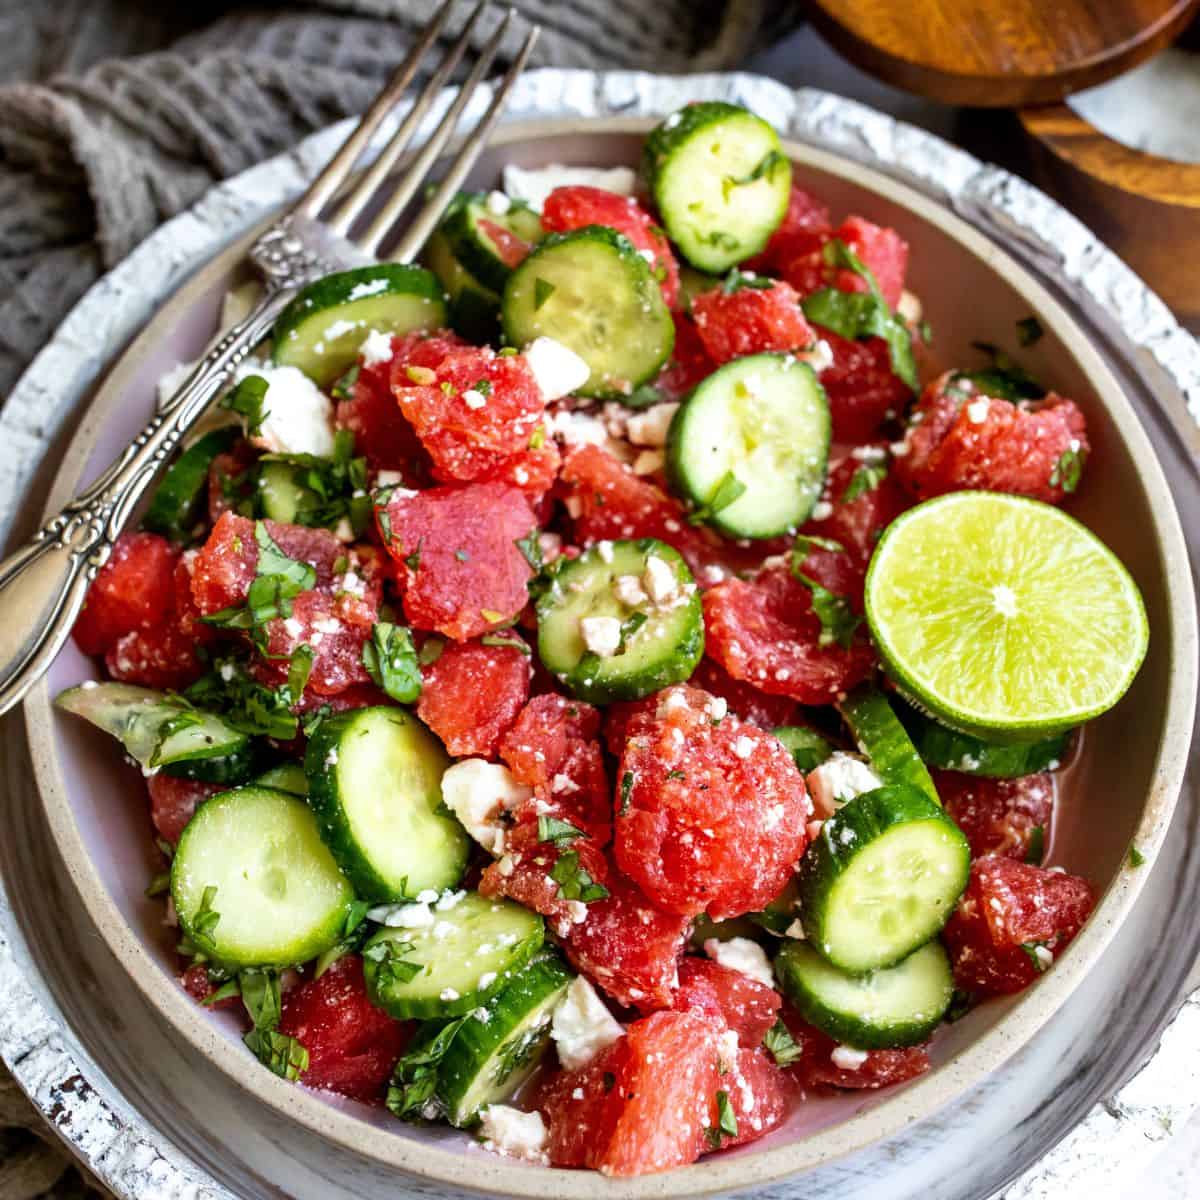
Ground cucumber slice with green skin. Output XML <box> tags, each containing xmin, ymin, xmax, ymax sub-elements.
<box><xmin>643</xmin><ymin>102</ymin><xmax>792</xmax><ymax>273</ymax></box>
<box><xmin>502</xmin><ymin>226</ymin><xmax>675</xmax><ymax>399</ymax></box>
<box><xmin>440</xmin><ymin>193</ymin><xmax>543</xmax><ymax>295</ymax></box>
<box><xmin>895</xmin><ymin>702</ymin><xmax>1072</xmax><ymax>778</ymax></box>
<box><xmin>305</xmin><ymin>707</ymin><xmax>468</xmax><ymax>903</ymax></box>
<box><xmin>273</xmin><ymin>265</ymin><xmax>447</xmax><ymax>387</ymax></box>
<box><xmin>424</xmin><ymin>228</ymin><xmax>501</xmax><ymax>344</ymax></box>
<box><xmin>774</xmin><ymin>939</ymin><xmax>954</xmax><ymax>1049</ymax></box>
<box><xmin>666</xmin><ymin>354</ymin><xmax>830</xmax><ymax>539</ymax></box>
<box><xmin>256</xmin><ymin>460</ymin><xmax>314</xmax><ymax>525</ymax></box>
<box><xmin>798</xmin><ymin>784</ymin><xmax>970</xmax><ymax>974</ymax></box>
<box><xmin>143</xmin><ymin>427</ymin><xmax>240</xmax><ymax>542</ymax></box>
<box><xmin>55</xmin><ymin>683</ymin><xmax>249</xmax><ymax>771</ymax></box>
<box><xmin>748</xmin><ymin>877</ymin><xmax>801</xmax><ymax>936</ymax></box>
<box><xmin>160</xmin><ymin>742</ymin><xmax>258</xmax><ymax>786</ymax></box>
<box><xmin>171</xmin><ymin>785</ymin><xmax>353</xmax><ymax>969</ymax></box>
<box><xmin>837</xmin><ymin>684</ymin><xmax>939</xmax><ymax>805</ymax></box>
<box><xmin>437</xmin><ymin>949</ymin><xmax>572</xmax><ymax>1127</ymax></box>
<box><xmin>536</xmin><ymin>538</ymin><xmax>703</xmax><ymax>704</ymax></box>
<box><xmin>773</xmin><ymin>725</ymin><xmax>835</xmax><ymax>774</ymax></box>
<box><xmin>253</xmin><ymin>762</ymin><xmax>308</xmax><ymax>795</ymax></box>
<box><xmin>362</xmin><ymin>892</ymin><xmax>544</xmax><ymax>1020</ymax></box>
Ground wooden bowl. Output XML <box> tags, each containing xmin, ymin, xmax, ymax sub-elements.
<box><xmin>1020</xmin><ymin>101</ymin><xmax>1200</xmax><ymax>328</ymax></box>
<box><xmin>21</xmin><ymin>117</ymin><xmax>1198</xmax><ymax>1197</ymax></box>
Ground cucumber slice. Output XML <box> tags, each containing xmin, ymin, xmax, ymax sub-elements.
<box><xmin>143</xmin><ymin>427</ymin><xmax>240</xmax><ymax>542</ymax></box>
<box><xmin>774</xmin><ymin>939</ymin><xmax>954</xmax><ymax>1049</ymax></box>
<box><xmin>864</xmin><ymin>492</ymin><xmax>1148</xmax><ymax>741</ymax></box>
<box><xmin>362</xmin><ymin>892</ymin><xmax>543</xmax><ymax>1019</ymax></box>
<box><xmin>838</xmin><ymin>684</ymin><xmax>939</xmax><ymax>805</ymax></box>
<box><xmin>437</xmin><ymin>949</ymin><xmax>572</xmax><ymax>1127</ymax></box>
<box><xmin>256</xmin><ymin>460</ymin><xmax>314</xmax><ymax>525</ymax></box>
<box><xmin>171</xmin><ymin>785</ymin><xmax>353</xmax><ymax>968</ymax></box>
<box><xmin>798</xmin><ymin>784</ymin><xmax>970</xmax><ymax>974</ymax></box>
<box><xmin>161</xmin><ymin>743</ymin><xmax>257</xmax><ymax>786</ymax></box>
<box><xmin>748</xmin><ymin>877</ymin><xmax>801</xmax><ymax>936</ymax></box>
<box><xmin>273</xmin><ymin>265</ymin><xmax>447</xmax><ymax>387</ymax></box>
<box><xmin>55</xmin><ymin>683</ymin><xmax>250</xmax><ymax>774</ymax></box>
<box><xmin>253</xmin><ymin>762</ymin><xmax>308</xmax><ymax>796</ymax></box>
<box><xmin>773</xmin><ymin>726</ymin><xmax>835</xmax><ymax>774</ymax></box>
<box><xmin>666</xmin><ymin>354</ymin><xmax>830</xmax><ymax>539</ymax></box>
<box><xmin>535</xmin><ymin>538</ymin><xmax>703</xmax><ymax>704</ymax></box>
<box><xmin>896</xmin><ymin>702</ymin><xmax>1071</xmax><ymax>778</ymax></box>
<box><xmin>678</xmin><ymin>264</ymin><xmax>721</xmax><ymax>313</ymax></box>
<box><xmin>305</xmin><ymin>707</ymin><xmax>468</xmax><ymax>903</ymax></box>
<box><xmin>423</xmin><ymin>227</ymin><xmax>500</xmax><ymax>344</ymax></box>
<box><xmin>440</xmin><ymin>192</ymin><xmax>543</xmax><ymax>294</ymax></box>
<box><xmin>502</xmin><ymin>226</ymin><xmax>675</xmax><ymax>399</ymax></box>
<box><xmin>644</xmin><ymin>102</ymin><xmax>791</xmax><ymax>273</ymax></box>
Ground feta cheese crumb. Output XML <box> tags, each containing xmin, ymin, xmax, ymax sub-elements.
<box><xmin>367</xmin><ymin>900</ymin><xmax>435</xmax><ymax>928</ymax></box>
<box><xmin>462</xmin><ymin>388</ymin><xmax>487</xmax><ymax>410</ymax></box>
<box><xmin>831</xmin><ymin>1045</ymin><xmax>870</xmax><ymax>1071</ymax></box>
<box><xmin>502</xmin><ymin>163</ymin><xmax>637</xmax><ymax>212</ymax></box>
<box><xmin>359</xmin><ymin>328</ymin><xmax>393</xmax><ymax>367</ymax></box>
<box><xmin>703</xmin><ymin>936</ymin><xmax>774</xmax><ymax>989</ymax></box>
<box><xmin>485</xmin><ymin>189</ymin><xmax>512</xmax><ymax>215</ymax></box>
<box><xmin>613</xmin><ymin>574</ymin><xmax>648</xmax><ymax>607</ymax></box>
<box><xmin>733</xmin><ymin>735</ymin><xmax>755</xmax><ymax>760</ymax></box>
<box><xmin>551</xmin><ymin>976</ymin><xmax>624</xmax><ymax>1070</ymax></box>
<box><xmin>625</xmin><ymin>402</ymin><xmax>679</xmax><ymax>447</ymax></box>
<box><xmin>440</xmin><ymin>988</ymin><xmax>460</xmax><ymax>1002</ymax></box>
<box><xmin>478</xmin><ymin>1105</ymin><xmax>548</xmax><ymax>1164</ymax></box>
<box><xmin>525</xmin><ymin>336</ymin><xmax>591</xmax><ymax>400</ymax></box>
<box><xmin>642</xmin><ymin>555</ymin><xmax>677</xmax><ymax>604</ymax></box>
<box><xmin>440</xmin><ymin>759</ymin><xmax>532</xmax><ymax>856</ymax></box>
<box><xmin>237</xmin><ymin>362</ymin><xmax>336</xmax><ymax>457</ymax></box>
<box><xmin>966</xmin><ymin>398</ymin><xmax>990</xmax><ymax>424</ymax></box>
<box><xmin>810</xmin><ymin>500</ymin><xmax>834</xmax><ymax>521</ymax></box>
<box><xmin>580</xmin><ymin>615</ymin><xmax>622</xmax><ymax>658</ymax></box>
<box><xmin>807</xmin><ymin>752</ymin><xmax>883</xmax><ymax>820</ymax></box>
<box><xmin>1033</xmin><ymin>944</ymin><xmax>1054</xmax><ymax>969</ymax></box>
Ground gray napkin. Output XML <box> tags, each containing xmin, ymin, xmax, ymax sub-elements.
<box><xmin>0</xmin><ymin>3</ymin><xmax>797</xmax><ymax>1194</ymax></box>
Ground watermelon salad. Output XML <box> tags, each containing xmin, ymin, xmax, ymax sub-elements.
<box><xmin>57</xmin><ymin>101</ymin><xmax>1150</xmax><ymax>1177</ymax></box>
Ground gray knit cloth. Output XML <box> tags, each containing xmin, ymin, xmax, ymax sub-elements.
<box><xmin>0</xmin><ymin>4</ymin><xmax>795</xmax><ymax>1195</ymax></box>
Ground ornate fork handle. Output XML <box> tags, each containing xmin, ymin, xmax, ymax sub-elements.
<box><xmin>0</xmin><ymin>278</ymin><xmax>297</xmax><ymax>716</ymax></box>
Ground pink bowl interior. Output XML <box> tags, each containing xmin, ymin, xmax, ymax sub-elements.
<box><xmin>39</xmin><ymin>127</ymin><xmax>1183</xmax><ymax>1180</ymax></box>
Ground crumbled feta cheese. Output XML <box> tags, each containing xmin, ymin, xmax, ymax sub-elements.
<box><xmin>580</xmin><ymin>615</ymin><xmax>622</xmax><ymax>658</ymax></box>
<box><xmin>358</xmin><ymin>328</ymin><xmax>394</xmax><ymax>367</ymax></box>
<box><xmin>642</xmin><ymin>555</ymin><xmax>677</xmax><ymax>604</ymax></box>
<box><xmin>218</xmin><ymin>662</ymin><xmax>236</xmax><ymax>683</ymax></box>
<box><xmin>236</xmin><ymin>362</ymin><xmax>336</xmax><ymax>457</ymax></box>
<box><xmin>966</xmin><ymin>398</ymin><xmax>990</xmax><ymax>424</ymax></box>
<box><xmin>478</xmin><ymin>1105</ymin><xmax>548</xmax><ymax>1164</ymax></box>
<box><xmin>613</xmin><ymin>574</ymin><xmax>648</xmax><ymax>607</ymax></box>
<box><xmin>706</xmin><ymin>696</ymin><xmax>728</xmax><ymax>721</ymax></box>
<box><xmin>462</xmin><ymin>388</ymin><xmax>487</xmax><ymax>410</ymax></box>
<box><xmin>897</xmin><ymin>289</ymin><xmax>923</xmax><ymax>325</ymax></box>
<box><xmin>440</xmin><ymin>987</ymin><xmax>460</xmax><ymax>1002</ymax></box>
<box><xmin>525</xmin><ymin>336</ymin><xmax>590</xmax><ymax>401</ymax></box>
<box><xmin>596</xmin><ymin>540</ymin><xmax>614</xmax><ymax>563</ymax></box>
<box><xmin>807</xmin><ymin>752</ymin><xmax>883</xmax><ymax>820</ymax></box>
<box><xmin>502</xmin><ymin>163</ymin><xmax>637</xmax><ymax>212</ymax></box>
<box><xmin>367</xmin><ymin>900</ymin><xmax>435</xmax><ymax>928</ymax></box>
<box><xmin>798</xmin><ymin>337</ymin><xmax>835</xmax><ymax>374</ymax></box>
<box><xmin>831</xmin><ymin>1045</ymin><xmax>870</xmax><ymax>1071</ymax></box>
<box><xmin>375</xmin><ymin>469</ymin><xmax>405</xmax><ymax>487</ymax></box>
<box><xmin>703</xmin><ymin>937</ymin><xmax>774</xmax><ymax>989</ymax></box>
<box><xmin>625</xmin><ymin>403</ymin><xmax>679</xmax><ymax>447</ymax></box>
<box><xmin>547</xmin><ymin>407</ymin><xmax>608</xmax><ymax>447</ymax></box>
<box><xmin>1033</xmin><ymin>944</ymin><xmax>1054</xmax><ymax>969</ymax></box>
<box><xmin>485</xmin><ymin>189</ymin><xmax>512</xmax><ymax>215</ymax></box>
<box><xmin>810</xmin><ymin>500</ymin><xmax>834</xmax><ymax>522</ymax></box>
<box><xmin>346</xmin><ymin>278</ymin><xmax>390</xmax><ymax>301</ymax></box>
<box><xmin>440</xmin><ymin>759</ymin><xmax>531</xmax><ymax>856</ymax></box>
<box><xmin>639</xmin><ymin>247</ymin><xmax>656</xmax><ymax>264</ymax></box>
<box><xmin>551</xmin><ymin>976</ymin><xmax>624</xmax><ymax>1070</ymax></box>
<box><xmin>733</xmin><ymin>735</ymin><xmax>756</xmax><ymax>759</ymax></box>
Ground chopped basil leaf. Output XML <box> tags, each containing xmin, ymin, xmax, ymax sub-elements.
<box><xmin>1020</xmin><ymin>941</ymin><xmax>1052</xmax><ymax>973</ymax></box>
<box><xmin>1129</xmin><ymin>845</ymin><xmax>1146</xmax><ymax>868</ymax></box>
<box><xmin>550</xmin><ymin>850</ymin><xmax>609</xmax><ymax>903</ymax></box>
<box><xmin>722</xmin><ymin>148</ymin><xmax>787</xmax><ymax>201</ymax></box>
<box><xmin>144</xmin><ymin>870</ymin><xmax>171</xmax><ymax>899</ymax></box>
<box><xmin>239</xmin><ymin>968</ymin><xmax>282</xmax><ymax>1031</ymax></box>
<box><xmin>515</xmin><ymin>530</ymin><xmax>543</xmax><ymax>572</ymax></box>
<box><xmin>192</xmin><ymin>884</ymin><xmax>221</xmax><ymax>951</ymax></box>
<box><xmin>841</xmin><ymin>461</ymin><xmax>888</xmax><ymax>504</ymax></box>
<box><xmin>534</xmin><ymin>277</ymin><xmax>556</xmax><ymax>309</ymax></box>
<box><xmin>1049</xmin><ymin>445</ymin><xmax>1085</xmax><ymax>494</ymax></box>
<box><xmin>363</xmin><ymin>937</ymin><xmax>423</xmax><ymax>988</ymax></box>
<box><xmin>793</xmin><ymin>571</ymin><xmax>862</xmax><ymax>649</ymax></box>
<box><xmin>721</xmin><ymin>268</ymin><xmax>773</xmax><ymax>295</ymax></box>
<box><xmin>286</xmin><ymin>644</ymin><xmax>314</xmax><ymax>704</ymax></box>
<box><xmin>386</xmin><ymin>1017</ymin><xmax>468</xmax><ymax>1122</ymax></box>
<box><xmin>689</xmin><ymin>469</ymin><xmax>747</xmax><ymax>525</ymax></box>
<box><xmin>717</xmin><ymin>1088</ymin><xmax>738</xmax><ymax>1137</ymax></box>
<box><xmin>538</xmin><ymin>815</ymin><xmax>584</xmax><ymax>844</ymax></box>
<box><xmin>244</xmin><ymin>1029</ymin><xmax>309</xmax><ymax>1080</ymax></box>
<box><xmin>361</xmin><ymin>622</ymin><xmax>422</xmax><ymax>704</ymax></box>
<box><xmin>620</xmin><ymin>771</ymin><xmax>634</xmax><ymax>816</ymax></box>
<box><xmin>762</xmin><ymin>1019</ymin><xmax>803</xmax><ymax>1067</ymax></box>
<box><xmin>404</xmin><ymin>540</ymin><xmax>422</xmax><ymax>572</ymax></box>
<box><xmin>618</xmin><ymin>611</ymin><xmax>648</xmax><ymax>652</ymax></box>
<box><xmin>201</xmin><ymin>978</ymin><xmax>241</xmax><ymax>1007</ymax></box>
<box><xmin>331</xmin><ymin>363</ymin><xmax>360</xmax><ymax>401</ymax></box>
<box><xmin>220</xmin><ymin>374</ymin><xmax>270</xmax><ymax>435</ymax></box>
<box><xmin>945</xmin><ymin>989</ymin><xmax>974</xmax><ymax>1023</ymax></box>
<box><xmin>481</xmin><ymin>633</ymin><xmax>531</xmax><ymax>655</ymax></box>
<box><xmin>961</xmin><ymin>342</ymin><xmax>1045</xmax><ymax>401</ymax></box>
<box><xmin>1025</xmin><ymin>824</ymin><xmax>1045</xmax><ymax>865</ymax></box>
<box><xmin>183</xmin><ymin>654</ymin><xmax>299</xmax><ymax>741</ymax></box>
<box><xmin>791</xmin><ymin>534</ymin><xmax>844</xmax><ymax>569</ymax></box>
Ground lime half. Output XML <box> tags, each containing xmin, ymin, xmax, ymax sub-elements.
<box><xmin>865</xmin><ymin>492</ymin><xmax>1148</xmax><ymax>741</ymax></box>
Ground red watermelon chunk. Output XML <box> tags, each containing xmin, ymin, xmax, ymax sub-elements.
<box><xmin>376</xmin><ymin>482</ymin><xmax>536</xmax><ymax>641</ymax></box>
<box><xmin>278</xmin><ymin>955</ymin><xmax>412</xmax><ymax>1102</ymax></box>
<box><xmin>781</xmin><ymin>1009</ymin><xmax>931</xmax><ymax>1090</ymax></box>
<box><xmin>721</xmin><ymin>1046</ymin><xmax>792</xmax><ymax>1147</ymax></box>
<box><xmin>894</xmin><ymin>373</ymin><xmax>1089</xmax><ymax>504</ymax></box>
<box><xmin>794</xmin><ymin>450</ymin><xmax>910</xmax><ymax>607</ymax></box>
<box><xmin>537</xmin><ymin>1009</ymin><xmax>721</xmax><ymax>1175</ymax></box>
<box><xmin>653</xmin><ymin>312</ymin><xmax>716</xmax><ymax>400</ymax></box>
<box><xmin>562</xmin><ymin>871</ymin><xmax>690</xmax><ymax>1010</ymax></box>
<box><xmin>542</xmin><ymin>186</ymin><xmax>680</xmax><ymax>309</ymax></box>
<box><xmin>614</xmin><ymin>685</ymin><xmax>810</xmax><ymax>919</ymax></box>
<box><xmin>147</xmin><ymin>774</ymin><xmax>223</xmax><ymax>846</ymax></box>
<box><xmin>815</xmin><ymin>327</ymin><xmax>913</xmax><ymax>444</ymax></box>
<box><xmin>417</xmin><ymin>638</ymin><xmax>532</xmax><ymax>758</ymax></box>
<box><xmin>935</xmin><ymin>771</ymin><xmax>1055</xmax><ymax>861</ymax></box>
<box><xmin>690</xmin><ymin>657</ymin><xmax>802</xmax><ymax>729</ymax></box>
<box><xmin>674</xmin><ymin>957</ymin><xmax>781</xmax><ymax>1047</ymax></box>
<box><xmin>745</xmin><ymin>183</ymin><xmax>833</xmax><ymax>274</ymax></box>
<box><xmin>106</xmin><ymin>623</ymin><xmax>206</xmax><ymax>691</ymax></box>
<box><xmin>253</xmin><ymin>590</ymin><xmax>374</xmax><ymax>697</ymax></box>
<box><xmin>73</xmin><ymin>532</ymin><xmax>179</xmax><ymax>656</ymax></box>
<box><xmin>691</xmin><ymin>279</ymin><xmax>814</xmax><ymax>366</ymax></box>
<box><xmin>942</xmin><ymin>857</ymin><xmax>1094</xmax><ymax>997</ymax></box>
<box><xmin>181</xmin><ymin>963</ymin><xmax>243</xmax><ymax>1011</ymax></box>
<box><xmin>833</xmin><ymin>216</ymin><xmax>909</xmax><ymax>308</ymax></box>
<box><xmin>702</xmin><ymin>565</ymin><xmax>876</xmax><ymax>706</ymax></box>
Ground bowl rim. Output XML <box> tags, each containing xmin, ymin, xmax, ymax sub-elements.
<box><xmin>22</xmin><ymin>114</ymin><xmax>1198</xmax><ymax>1199</ymax></box>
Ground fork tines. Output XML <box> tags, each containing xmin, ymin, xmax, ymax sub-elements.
<box><xmin>295</xmin><ymin>1</ymin><xmax>539</xmax><ymax>263</ymax></box>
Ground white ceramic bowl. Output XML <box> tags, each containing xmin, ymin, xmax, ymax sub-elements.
<box><xmin>23</xmin><ymin>117</ymin><xmax>1198</xmax><ymax>1198</ymax></box>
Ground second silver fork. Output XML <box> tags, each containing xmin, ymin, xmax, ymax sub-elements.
<box><xmin>0</xmin><ymin>0</ymin><xmax>539</xmax><ymax>718</ymax></box>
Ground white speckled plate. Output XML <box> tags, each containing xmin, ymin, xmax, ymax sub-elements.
<box><xmin>1</xmin><ymin>71</ymin><xmax>1198</xmax><ymax>1200</ymax></box>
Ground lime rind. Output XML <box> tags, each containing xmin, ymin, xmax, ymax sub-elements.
<box><xmin>864</xmin><ymin>491</ymin><xmax>1148</xmax><ymax>741</ymax></box>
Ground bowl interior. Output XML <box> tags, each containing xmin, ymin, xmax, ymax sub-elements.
<box><xmin>32</xmin><ymin>123</ymin><xmax>1192</xmax><ymax>1197</ymax></box>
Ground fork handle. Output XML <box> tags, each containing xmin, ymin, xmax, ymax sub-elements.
<box><xmin>0</xmin><ymin>286</ymin><xmax>295</xmax><ymax>717</ymax></box>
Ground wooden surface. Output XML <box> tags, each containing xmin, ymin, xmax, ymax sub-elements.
<box><xmin>806</xmin><ymin>0</ymin><xmax>1200</xmax><ymax>105</ymax></box>
<box><xmin>1021</xmin><ymin>102</ymin><xmax>1200</xmax><ymax>327</ymax></box>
